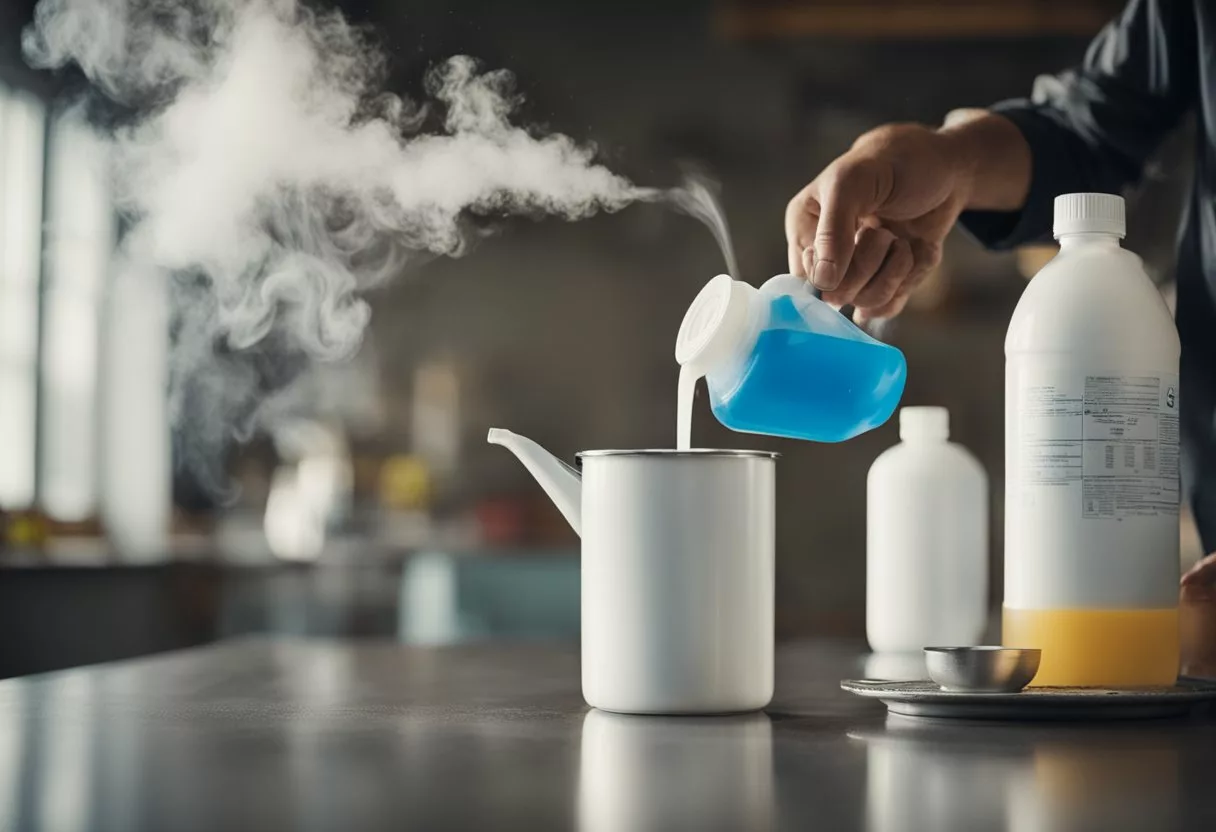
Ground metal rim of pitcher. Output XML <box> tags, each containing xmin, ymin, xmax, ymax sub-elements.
<box><xmin>575</xmin><ymin>449</ymin><xmax>779</xmax><ymax>459</ymax></box>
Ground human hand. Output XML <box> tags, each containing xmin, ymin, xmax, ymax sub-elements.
<box><xmin>784</xmin><ymin>114</ymin><xmax>1029</xmax><ymax>323</ymax></box>
<box><xmin>1181</xmin><ymin>553</ymin><xmax>1216</xmax><ymax>679</ymax></box>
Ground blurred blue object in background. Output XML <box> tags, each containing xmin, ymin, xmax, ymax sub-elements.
<box><xmin>399</xmin><ymin>551</ymin><xmax>580</xmax><ymax>645</ymax></box>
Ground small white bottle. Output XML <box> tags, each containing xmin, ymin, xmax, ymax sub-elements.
<box><xmin>866</xmin><ymin>407</ymin><xmax>988</xmax><ymax>652</ymax></box>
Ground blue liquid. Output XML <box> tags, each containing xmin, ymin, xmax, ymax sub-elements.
<box><xmin>709</xmin><ymin>296</ymin><xmax>907</xmax><ymax>442</ymax></box>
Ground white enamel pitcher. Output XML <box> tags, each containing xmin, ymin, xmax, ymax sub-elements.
<box><xmin>488</xmin><ymin>429</ymin><xmax>776</xmax><ymax>714</ymax></box>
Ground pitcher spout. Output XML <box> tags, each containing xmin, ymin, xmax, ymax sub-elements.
<box><xmin>487</xmin><ymin>429</ymin><xmax>582</xmax><ymax>536</ymax></box>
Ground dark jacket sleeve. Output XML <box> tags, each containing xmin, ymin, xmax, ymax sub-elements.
<box><xmin>959</xmin><ymin>0</ymin><xmax>1198</xmax><ymax>249</ymax></box>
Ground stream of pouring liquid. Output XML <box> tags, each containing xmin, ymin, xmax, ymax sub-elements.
<box><xmin>660</xmin><ymin>174</ymin><xmax>737</xmax><ymax>451</ymax></box>
<box><xmin>676</xmin><ymin>365</ymin><xmax>698</xmax><ymax>451</ymax></box>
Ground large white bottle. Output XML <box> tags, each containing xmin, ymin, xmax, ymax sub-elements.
<box><xmin>867</xmin><ymin>407</ymin><xmax>988</xmax><ymax>652</ymax></box>
<box><xmin>1004</xmin><ymin>193</ymin><xmax>1181</xmax><ymax>687</ymax></box>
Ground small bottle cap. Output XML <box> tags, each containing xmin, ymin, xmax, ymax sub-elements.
<box><xmin>900</xmin><ymin>406</ymin><xmax>949</xmax><ymax>441</ymax></box>
<box><xmin>675</xmin><ymin>274</ymin><xmax>757</xmax><ymax>370</ymax></box>
<box><xmin>1053</xmin><ymin>193</ymin><xmax>1125</xmax><ymax>238</ymax></box>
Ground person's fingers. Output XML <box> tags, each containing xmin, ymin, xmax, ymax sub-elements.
<box><xmin>788</xmin><ymin>243</ymin><xmax>805</xmax><ymax>277</ymax></box>
<box><xmin>785</xmin><ymin>186</ymin><xmax>819</xmax><ymax>279</ymax></box>
<box><xmin>1180</xmin><ymin>593</ymin><xmax>1216</xmax><ymax>678</ymax></box>
<box><xmin>801</xmin><ymin>246</ymin><xmax>815</xmax><ymax>280</ymax></box>
<box><xmin>1181</xmin><ymin>581</ymin><xmax>1216</xmax><ymax>604</ymax></box>
<box><xmin>856</xmin><ymin>290</ymin><xmax>912</xmax><ymax>324</ymax></box>
<box><xmin>907</xmin><ymin>238</ymin><xmax>943</xmax><ymax>286</ymax></box>
<box><xmin>808</xmin><ymin>160</ymin><xmax>884</xmax><ymax>292</ymax></box>
<box><xmin>852</xmin><ymin>237</ymin><xmax>913</xmax><ymax>309</ymax></box>
<box><xmin>856</xmin><ymin>236</ymin><xmax>942</xmax><ymax>323</ymax></box>
<box><xmin>821</xmin><ymin>225</ymin><xmax>896</xmax><ymax>309</ymax></box>
<box><xmin>1182</xmin><ymin>552</ymin><xmax>1216</xmax><ymax>586</ymax></box>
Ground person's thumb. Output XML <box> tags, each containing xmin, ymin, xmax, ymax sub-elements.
<box><xmin>811</xmin><ymin>160</ymin><xmax>886</xmax><ymax>292</ymax></box>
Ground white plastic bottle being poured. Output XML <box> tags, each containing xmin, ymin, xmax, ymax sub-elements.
<box><xmin>675</xmin><ymin>275</ymin><xmax>907</xmax><ymax>450</ymax></box>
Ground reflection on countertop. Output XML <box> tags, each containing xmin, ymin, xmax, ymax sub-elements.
<box><xmin>579</xmin><ymin>710</ymin><xmax>773</xmax><ymax>832</ymax></box>
<box><xmin>855</xmin><ymin>715</ymin><xmax>1206</xmax><ymax>832</ymax></box>
<box><xmin>0</xmin><ymin>639</ymin><xmax>1213</xmax><ymax>832</ymax></box>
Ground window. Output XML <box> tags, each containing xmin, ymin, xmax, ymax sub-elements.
<box><xmin>40</xmin><ymin>112</ymin><xmax>114</xmax><ymax>521</ymax></box>
<box><xmin>0</xmin><ymin>84</ymin><xmax>46</xmax><ymax>511</ymax></box>
<box><xmin>0</xmin><ymin>84</ymin><xmax>116</xmax><ymax>521</ymax></box>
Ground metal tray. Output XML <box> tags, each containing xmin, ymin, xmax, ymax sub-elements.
<box><xmin>840</xmin><ymin>678</ymin><xmax>1216</xmax><ymax>720</ymax></box>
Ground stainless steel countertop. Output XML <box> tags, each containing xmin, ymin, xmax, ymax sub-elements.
<box><xmin>0</xmin><ymin>638</ymin><xmax>1213</xmax><ymax>831</ymax></box>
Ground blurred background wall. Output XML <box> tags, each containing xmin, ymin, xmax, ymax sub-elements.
<box><xmin>0</xmin><ymin>0</ymin><xmax>1197</xmax><ymax>674</ymax></box>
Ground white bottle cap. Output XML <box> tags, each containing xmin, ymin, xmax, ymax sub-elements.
<box><xmin>900</xmin><ymin>406</ymin><xmax>949</xmax><ymax>441</ymax></box>
<box><xmin>1053</xmin><ymin>192</ymin><xmax>1125</xmax><ymax>239</ymax></box>
<box><xmin>675</xmin><ymin>274</ymin><xmax>758</xmax><ymax>369</ymax></box>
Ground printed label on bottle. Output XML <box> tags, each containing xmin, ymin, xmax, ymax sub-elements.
<box><xmin>1016</xmin><ymin>372</ymin><xmax>1179</xmax><ymax>519</ymax></box>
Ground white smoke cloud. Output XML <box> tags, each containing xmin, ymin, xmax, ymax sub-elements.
<box><xmin>25</xmin><ymin>0</ymin><xmax>650</xmax><ymax>361</ymax></box>
<box><xmin>23</xmin><ymin>0</ymin><xmax>668</xmax><ymax>492</ymax></box>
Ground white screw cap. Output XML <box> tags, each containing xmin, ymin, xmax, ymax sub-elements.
<box><xmin>900</xmin><ymin>406</ymin><xmax>949</xmax><ymax>441</ymax></box>
<box><xmin>1053</xmin><ymin>192</ymin><xmax>1125</xmax><ymax>239</ymax></box>
<box><xmin>675</xmin><ymin>274</ymin><xmax>757</xmax><ymax>369</ymax></box>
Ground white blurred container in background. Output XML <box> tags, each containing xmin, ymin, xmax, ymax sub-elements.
<box><xmin>866</xmin><ymin>406</ymin><xmax>988</xmax><ymax>652</ymax></box>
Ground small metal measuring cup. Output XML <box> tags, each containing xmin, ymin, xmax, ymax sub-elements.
<box><xmin>924</xmin><ymin>647</ymin><xmax>1042</xmax><ymax>693</ymax></box>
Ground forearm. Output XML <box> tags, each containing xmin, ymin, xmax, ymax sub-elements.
<box><xmin>938</xmin><ymin>110</ymin><xmax>1032</xmax><ymax>213</ymax></box>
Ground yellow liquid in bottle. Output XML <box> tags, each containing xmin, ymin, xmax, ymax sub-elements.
<box><xmin>1002</xmin><ymin>607</ymin><xmax>1179</xmax><ymax>687</ymax></box>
